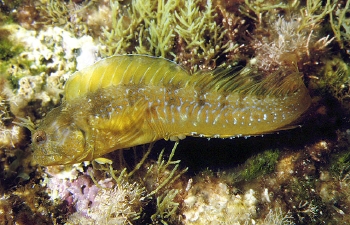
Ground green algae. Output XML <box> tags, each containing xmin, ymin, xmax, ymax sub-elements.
<box><xmin>330</xmin><ymin>0</ymin><xmax>350</xmax><ymax>50</ymax></box>
<box><xmin>87</xmin><ymin>142</ymin><xmax>186</xmax><ymax>224</ymax></box>
<box><xmin>0</xmin><ymin>28</ymin><xmax>23</xmax><ymax>73</ymax></box>
<box><xmin>0</xmin><ymin>27</ymin><xmax>26</xmax><ymax>89</ymax></box>
<box><xmin>100</xmin><ymin>0</ymin><xmax>237</xmax><ymax>71</ymax></box>
<box><xmin>0</xmin><ymin>36</ymin><xmax>22</xmax><ymax>61</ymax></box>
<box><xmin>288</xmin><ymin>178</ymin><xmax>328</xmax><ymax>224</ymax></box>
<box><xmin>223</xmin><ymin>149</ymin><xmax>280</xmax><ymax>183</ymax></box>
<box><xmin>329</xmin><ymin>150</ymin><xmax>350</xmax><ymax>181</ymax></box>
<box><xmin>240</xmin><ymin>149</ymin><xmax>280</xmax><ymax>181</ymax></box>
<box><xmin>316</xmin><ymin>56</ymin><xmax>350</xmax><ymax>107</ymax></box>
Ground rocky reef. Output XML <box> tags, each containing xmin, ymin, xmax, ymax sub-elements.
<box><xmin>1</xmin><ymin>0</ymin><xmax>350</xmax><ymax>224</ymax></box>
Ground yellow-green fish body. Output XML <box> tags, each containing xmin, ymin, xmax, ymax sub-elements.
<box><xmin>31</xmin><ymin>55</ymin><xmax>311</xmax><ymax>166</ymax></box>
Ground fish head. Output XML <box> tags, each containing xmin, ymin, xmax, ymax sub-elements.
<box><xmin>31</xmin><ymin>106</ymin><xmax>86</xmax><ymax>166</ymax></box>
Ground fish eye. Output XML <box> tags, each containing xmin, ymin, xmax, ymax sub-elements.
<box><xmin>33</xmin><ymin>130</ymin><xmax>47</xmax><ymax>144</ymax></box>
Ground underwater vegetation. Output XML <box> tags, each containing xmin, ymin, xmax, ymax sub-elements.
<box><xmin>1</xmin><ymin>0</ymin><xmax>350</xmax><ymax>224</ymax></box>
<box><xmin>98</xmin><ymin>0</ymin><xmax>237</xmax><ymax>71</ymax></box>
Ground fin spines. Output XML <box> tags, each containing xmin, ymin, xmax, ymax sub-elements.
<box><xmin>188</xmin><ymin>65</ymin><xmax>306</xmax><ymax>98</ymax></box>
<box><xmin>65</xmin><ymin>55</ymin><xmax>307</xmax><ymax>103</ymax></box>
<box><xmin>64</xmin><ymin>55</ymin><xmax>191</xmax><ymax>101</ymax></box>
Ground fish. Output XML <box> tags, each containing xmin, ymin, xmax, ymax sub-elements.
<box><xmin>31</xmin><ymin>55</ymin><xmax>311</xmax><ymax>166</ymax></box>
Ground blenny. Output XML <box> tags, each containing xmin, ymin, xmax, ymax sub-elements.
<box><xmin>31</xmin><ymin>55</ymin><xmax>311</xmax><ymax>166</ymax></box>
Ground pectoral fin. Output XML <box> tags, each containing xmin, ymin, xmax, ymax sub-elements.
<box><xmin>90</xmin><ymin>100</ymin><xmax>148</xmax><ymax>144</ymax></box>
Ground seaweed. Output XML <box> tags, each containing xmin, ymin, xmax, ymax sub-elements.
<box><xmin>330</xmin><ymin>0</ymin><xmax>350</xmax><ymax>51</ymax></box>
<box><xmin>329</xmin><ymin>150</ymin><xmax>350</xmax><ymax>181</ymax></box>
<box><xmin>223</xmin><ymin>149</ymin><xmax>280</xmax><ymax>183</ymax></box>
<box><xmin>37</xmin><ymin>0</ymin><xmax>96</xmax><ymax>37</ymax></box>
<box><xmin>240</xmin><ymin>149</ymin><xmax>280</xmax><ymax>181</ymax></box>
<box><xmin>100</xmin><ymin>0</ymin><xmax>179</xmax><ymax>57</ymax></box>
<box><xmin>174</xmin><ymin>0</ymin><xmax>237</xmax><ymax>70</ymax></box>
<box><xmin>316</xmin><ymin>56</ymin><xmax>350</xmax><ymax>107</ymax></box>
<box><xmin>100</xmin><ymin>0</ymin><xmax>238</xmax><ymax>71</ymax></box>
<box><xmin>64</xmin><ymin>142</ymin><xmax>187</xmax><ymax>224</ymax></box>
<box><xmin>0</xmin><ymin>34</ymin><xmax>23</xmax><ymax>61</ymax></box>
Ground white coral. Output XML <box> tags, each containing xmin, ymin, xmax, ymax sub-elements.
<box><xmin>183</xmin><ymin>181</ymin><xmax>257</xmax><ymax>225</ymax></box>
<box><xmin>0</xmin><ymin>123</ymin><xmax>23</xmax><ymax>148</ymax></box>
<box><xmin>5</xmin><ymin>25</ymin><xmax>99</xmax><ymax>117</ymax></box>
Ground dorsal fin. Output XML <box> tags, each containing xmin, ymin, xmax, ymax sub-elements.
<box><xmin>65</xmin><ymin>54</ymin><xmax>307</xmax><ymax>102</ymax></box>
<box><xmin>187</xmin><ymin>64</ymin><xmax>307</xmax><ymax>98</ymax></box>
<box><xmin>64</xmin><ymin>55</ymin><xmax>191</xmax><ymax>101</ymax></box>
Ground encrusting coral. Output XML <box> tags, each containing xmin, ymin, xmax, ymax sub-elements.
<box><xmin>1</xmin><ymin>24</ymin><xmax>98</xmax><ymax>118</ymax></box>
<box><xmin>183</xmin><ymin>179</ymin><xmax>258</xmax><ymax>224</ymax></box>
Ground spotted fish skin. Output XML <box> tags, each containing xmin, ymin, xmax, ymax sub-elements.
<box><xmin>31</xmin><ymin>55</ymin><xmax>311</xmax><ymax>166</ymax></box>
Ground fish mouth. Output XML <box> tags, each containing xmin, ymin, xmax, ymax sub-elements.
<box><xmin>31</xmin><ymin>149</ymin><xmax>63</xmax><ymax>166</ymax></box>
